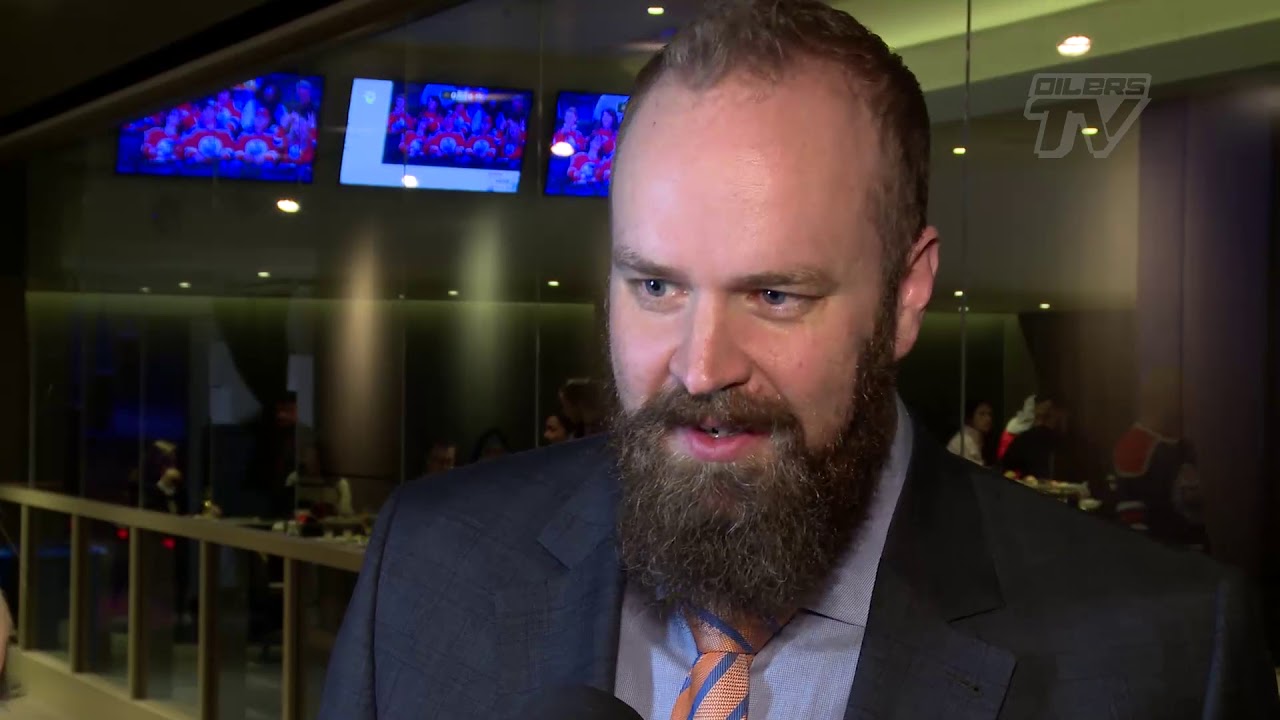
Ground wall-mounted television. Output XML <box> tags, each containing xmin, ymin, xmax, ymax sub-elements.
<box><xmin>339</xmin><ymin>78</ymin><xmax>532</xmax><ymax>194</ymax></box>
<box><xmin>544</xmin><ymin>91</ymin><xmax>628</xmax><ymax>197</ymax></box>
<box><xmin>116</xmin><ymin>73</ymin><xmax>323</xmax><ymax>183</ymax></box>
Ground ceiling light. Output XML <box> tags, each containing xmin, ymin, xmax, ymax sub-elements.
<box><xmin>140</xmin><ymin>286</ymin><xmax>151</xmax><ymax>294</ymax></box>
<box><xmin>1057</xmin><ymin>35</ymin><xmax>1091</xmax><ymax>57</ymax></box>
<box><xmin>447</xmin><ymin>290</ymin><xmax>459</xmax><ymax>297</ymax></box>
<box><xmin>257</xmin><ymin>270</ymin><xmax>272</xmax><ymax>279</ymax></box>
<box><xmin>1081</xmin><ymin>126</ymin><xmax>1099</xmax><ymax>136</ymax></box>
<box><xmin>550</xmin><ymin>141</ymin><xmax>575</xmax><ymax>158</ymax></box>
<box><xmin>547</xmin><ymin>280</ymin><xmax>561</xmax><ymax>288</ymax></box>
<box><xmin>1039</xmin><ymin>302</ymin><xmax>1052</xmax><ymax>310</ymax></box>
<box><xmin>178</xmin><ymin>282</ymin><xmax>191</xmax><ymax>289</ymax></box>
<box><xmin>954</xmin><ymin>290</ymin><xmax>964</xmax><ymax>298</ymax></box>
<box><xmin>401</xmin><ymin>174</ymin><xmax>419</xmax><ymax>189</ymax></box>
<box><xmin>398</xmin><ymin>293</ymin><xmax>406</xmax><ymax>300</ymax></box>
<box><xmin>276</xmin><ymin>199</ymin><xmax>300</xmax><ymax>213</ymax></box>
<box><xmin>952</xmin><ymin>146</ymin><xmax>966</xmax><ymax>155</ymax></box>
<box><xmin>648</xmin><ymin>6</ymin><xmax>665</xmax><ymax>15</ymax></box>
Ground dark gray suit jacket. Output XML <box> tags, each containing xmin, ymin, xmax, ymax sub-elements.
<box><xmin>318</xmin><ymin>428</ymin><xmax>1280</xmax><ymax>719</ymax></box>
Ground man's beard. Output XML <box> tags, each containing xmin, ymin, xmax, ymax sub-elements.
<box><xmin>609</xmin><ymin>304</ymin><xmax>901</xmax><ymax>620</ymax></box>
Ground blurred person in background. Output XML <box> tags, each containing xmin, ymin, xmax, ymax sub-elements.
<box><xmin>424</xmin><ymin>439</ymin><xmax>457</xmax><ymax>475</ymax></box>
<box><xmin>947</xmin><ymin>398</ymin><xmax>993</xmax><ymax>466</ymax></box>
<box><xmin>543</xmin><ymin>412</ymin><xmax>575</xmax><ymax>445</ymax></box>
<box><xmin>1112</xmin><ymin>368</ymin><xmax>1206</xmax><ymax>548</ymax></box>
<box><xmin>996</xmin><ymin>394</ymin><xmax>1039</xmax><ymax>461</ymax></box>
<box><xmin>1001</xmin><ymin>395</ymin><xmax>1065</xmax><ymax>480</ymax></box>
<box><xmin>470</xmin><ymin>428</ymin><xmax>511</xmax><ymax>464</ymax></box>
<box><xmin>559</xmin><ymin>377</ymin><xmax>607</xmax><ymax>436</ymax></box>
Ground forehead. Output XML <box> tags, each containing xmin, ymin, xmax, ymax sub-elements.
<box><xmin>612</xmin><ymin>62</ymin><xmax>882</xmax><ymax>279</ymax></box>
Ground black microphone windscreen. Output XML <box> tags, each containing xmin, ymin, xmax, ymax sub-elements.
<box><xmin>521</xmin><ymin>685</ymin><xmax>644</xmax><ymax>720</ymax></box>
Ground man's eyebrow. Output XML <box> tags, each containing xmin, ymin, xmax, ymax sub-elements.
<box><xmin>612</xmin><ymin>246</ymin><xmax>837</xmax><ymax>291</ymax></box>
<box><xmin>732</xmin><ymin>268</ymin><xmax>837</xmax><ymax>291</ymax></box>
<box><xmin>612</xmin><ymin>246</ymin><xmax>686</xmax><ymax>282</ymax></box>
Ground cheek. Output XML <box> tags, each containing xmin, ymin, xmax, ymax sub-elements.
<box><xmin>755</xmin><ymin>330</ymin><xmax>861</xmax><ymax>446</ymax></box>
<box><xmin>608</xmin><ymin>299</ymin><xmax>674</xmax><ymax>411</ymax></box>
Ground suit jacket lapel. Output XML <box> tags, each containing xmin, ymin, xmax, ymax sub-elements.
<box><xmin>846</xmin><ymin>422</ymin><xmax>1016</xmax><ymax>719</ymax></box>
<box><xmin>493</xmin><ymin>439</ymin><xmax>625</xmax><ymax>705</ymax></box>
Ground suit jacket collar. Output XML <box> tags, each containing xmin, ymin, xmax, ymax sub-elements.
<box><xmin>494</xmin><ymin>437</ymin><xmax>624</xmax><ymax>706</ymax></box>
<box><xmin>844</xmin><ymin>419</ymin><xmax>1016</xmax><ymax>718</ymax></box>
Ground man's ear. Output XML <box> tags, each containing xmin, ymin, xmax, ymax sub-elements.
<box><xmin>893</xmin><ymin>226</ymin><xmax>940</xmax><ymax>361</ymax></box>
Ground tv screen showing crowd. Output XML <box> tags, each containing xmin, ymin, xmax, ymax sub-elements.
<box><xmin>383</xmin><ymin>83</ymin><xmax>530</xmax><ymax>171</ymax></box>
<box><xmin>116</xmin><ymin>72</ymin><xmax>635</xmax><ymax>198</ymax></box>
<box><xmin>116</xmin><ymin>73</ymin><xmax>322</xmax><ymax>183</ymax></box>
<box><xmin>544</xmin><ymin>92</ymin><xmax>628</xmax><ymax>197</ymax></box>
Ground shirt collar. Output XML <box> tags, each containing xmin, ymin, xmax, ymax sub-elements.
<box><xmin>801</xmin><ymin>394</ymin><xmax>913</xmax><ymax>627</ymax></box>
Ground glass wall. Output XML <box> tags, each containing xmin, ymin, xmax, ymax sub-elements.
<box><xmin>948</xmin><ymin>1</ymin><xmax>1279</xmax><ymax>572</ymax></box>
<box><xmin>4</xmin><ymin>0</ymin><xmax>1279</xmax><ymax>712</ymax></box>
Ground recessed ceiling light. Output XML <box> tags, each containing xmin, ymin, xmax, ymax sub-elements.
<box><xmin>1039</xmin><ymin>302</ymin><xmax>1052</xmax><ymax>310</ymax></box>
<box><xmin>276</xmin><ymin>199</ymin><xmax>300</xmax><ymax>213</ymax></box>
<box><xmin>257</xmin><ymin>270</ymin><xmax>272</xmax><ymax>279</ymax></box>
<box><xmin>547</xmin><ymin>280</ymin><xmax>561</xmax><ymax>288</ymax></box>
<box><xmin>447</xmin><ymin>290</ymin><xmax>459</xmax><ymax>297</ymax></box>
<box><xmin>550</xmin><ymin>141</ymin><xmax>575</xmax><ymax>158</ymax></box>
<box><xmin>954</xmin><ymin>290</ymin><xmax>964</xmax><ymax>298</ymax></box>
<box><xmin>1057</xmin><ymin>35</ymin><xmax>1091</xmax><ymax>57</ymax></box>
<box><xmin>952</xmin><ymin>146</ymin><xmax>966</xmax><ymax>155</ymax></box>
<box><xmin>648</xmin><ymin>6</ymin><xmax>665</xmax><ymax>15</ymax></box>
<box><xmin>401</xmin><ymin>175</ymin><xmax>419</xmax><ymax>189</ymax></box>
<box><xmin>178</xmin><ymin>282</ymin><xmax>191</xmax><ymax>289</ymax></box>
<box><xmin>1081</xmin><ymin>126</ymin><xmax>1099</xmax><ymax>136</ymax></box>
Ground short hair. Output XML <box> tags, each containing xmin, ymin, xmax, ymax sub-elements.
<box><xmin>616</xmin><ymin>0</ymin><xmax>931</xmax><ymax>283</ymax></box>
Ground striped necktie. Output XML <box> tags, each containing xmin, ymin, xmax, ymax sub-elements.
<box><xmin>669</xmin><ymin>607</ymin><xmax>790</xmax><ymax>720</ymax></box>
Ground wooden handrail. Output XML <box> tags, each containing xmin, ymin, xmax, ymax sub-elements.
<box><xmin>0</xmin><ymin>484</ymin><xmax>365</xmax><ymax>572</ymax></box>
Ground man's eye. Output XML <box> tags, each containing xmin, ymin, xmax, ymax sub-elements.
<box><xmin>642</xmin><ymin>279</ymin><xmax>668</xmax><ymax>297</ymax></box>
<box><xmin>760</xmin><ymin>289</ymin><xmax>790</xmax><ymax>306</ymax></box>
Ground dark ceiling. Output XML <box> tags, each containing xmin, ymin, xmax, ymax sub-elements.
<box><xmin>0</xmin><ymin>0</ymin><xmax>338</xmax><ymax>135</ymax></box>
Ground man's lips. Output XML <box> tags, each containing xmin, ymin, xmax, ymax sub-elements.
<box><xmin>671</xmin><ymin>423</ymin><xmax>769</xmax><ymax>462</ymax></box>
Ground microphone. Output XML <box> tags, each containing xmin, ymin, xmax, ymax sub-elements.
<box><xmin>521</xmin><ymin>685</ymin><xmax>644</xmax><ymax>719</ymax></box>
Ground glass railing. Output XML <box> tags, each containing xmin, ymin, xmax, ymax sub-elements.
<box><xmin>0</xmin><ymin>483</ymin><xmax>361</xmax><ymax>720</ymax></box>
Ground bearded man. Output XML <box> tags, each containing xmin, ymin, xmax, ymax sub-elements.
<box><xmin>319</xmin><ymin>2</ymin><xmax>1279</xmax><ymax>718</ymax></box>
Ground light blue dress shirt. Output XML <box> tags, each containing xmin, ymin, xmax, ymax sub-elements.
<box><xmin>614</xmin><ymin>398</ymin><xmax>913</xmax><ymax>719</ymax></box>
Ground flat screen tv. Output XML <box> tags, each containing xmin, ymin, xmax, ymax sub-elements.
<box><xmin>339</xmin><ymin>78</ymin><xmax>532</xmax><ymax>194</ymax></box>
<box><xmin>116</xmin><ymin>73</ymin><xmax>323</xmax><ymax>183</ymax></box>
<box><xmin>544</xmin><ymin>91</ymin><xmax>628</xmax><ymax>197</ymax></box>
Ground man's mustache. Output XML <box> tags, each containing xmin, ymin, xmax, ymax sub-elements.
<box><xmin>627</xmin><ymin>388</ymin><xmax>803</xmax><ymax>435</ymax></box>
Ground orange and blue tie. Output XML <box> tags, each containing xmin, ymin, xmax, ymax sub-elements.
<box><xmin>669</xmin><ymin>608</ymin><xmax>790</xmax><ymax>720</ymax></box>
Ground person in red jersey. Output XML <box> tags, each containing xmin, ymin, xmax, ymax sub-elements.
<box><xmin>142</xmin><ymin>112</ymin><xmax>183</xmax><ymax>163</ymax></box>
<box><xmin>235</xmin><ymin>108</ymin><xmax>282</xmax><ymax>165</ymax></box>
<box><xmin>592</xmin><ymin>108</ymin><xmax>619</xmax><ymax>156</ymax></box>
<box><xmin>388</xmin><ymin>94</ymin><xmax>413</xmax><ymax>134</ymax></box>
<box><xmin>568</xmin><ymin>133</ymin><xmax>610</xmax><ymax>183</ymax></box>
<box><xmin>277</xmin><ymin>113</ymin><xmax>315</xmax><ymax>166</ymax></box>
<box><xmin>399</xmin><ymin>119</ymin><xmax>431</xmax><ymax>160</ymax></box>
<box><xmin>466</xmin><ymin>131</ymin><xmax>498</xmax><ymax>162</ymax></box>
<box><xmin>214</xmin><ymin>90</ymin><xmax>239</xmax><ymax>122</ymax></box>
<box><xmin>553</xmin><ymin>107</ymin><xmax>586</xmax><ymax>152</ymax></box>
<box><xmin>427</xmin><ymin>116</ymin><xmax>467</xmax><ymax>160</ymax></box>
<box><xmin>418</xmin><ymin>96</ymin><xmax>443</xmax><ymax>134</ymax></box>
<box><xmin>181</xmin><ymin>106</ymin><xmax>237</xmax><ymax>162</ymax></box>
<box><xmin>175</xmin><ymin>103</ymin><xmax>199</xmax><ymax>132</ymax></box>
<box><xmin>445</xmin><ymin>100</ymin><xmax>471</xmax><ymax>135</ymax></box>
<box><xmin>498</xmin><ymin>119</ymin><xmax>525</xmax><ymax>164</ymax></box>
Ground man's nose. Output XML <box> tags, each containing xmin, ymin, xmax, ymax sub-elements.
<box><xmin>669</xmin><ymin>296</ymin><xmax>751</xmax><ymax>396</ymax></box>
